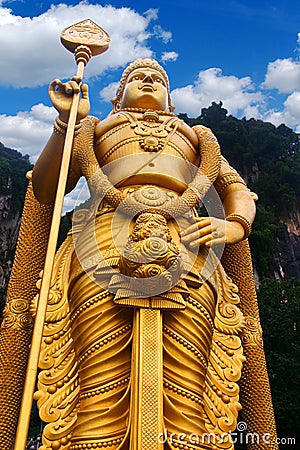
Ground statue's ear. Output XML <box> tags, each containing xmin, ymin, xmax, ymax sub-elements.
<box><xmin>111</xmin><ymin>97</ymin><xmax>121</xmax><ymax>113</ymax></box>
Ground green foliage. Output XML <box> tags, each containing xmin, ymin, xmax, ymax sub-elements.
<box><xmin>57</xmin><ymin>211</ymin><xmax>73</xmax><ymax>248</ymax></box>
<box><xmin>257</xmin><ymin>278</ymin><xmax>300</xmax><ymax>445</ymax></box>
<box><xmin>180</xmin><ymin>102</ymin><xmax>299</xmax><ymax>182</ymax></box>
<box><xmin>249</xmin><ymin>205</ymin><xmax>285</xmax><ymax>278</ymax></box>
<box><xmin>181</xmin><ymin>102</ymin><xmax>299</xmax><ymax>175</ymax></box>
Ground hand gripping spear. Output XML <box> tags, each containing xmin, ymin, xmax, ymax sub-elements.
<box><xmin>14</xmin><ymin>20</ymin><xmax>110</xmax><ymax>449</ymax></box>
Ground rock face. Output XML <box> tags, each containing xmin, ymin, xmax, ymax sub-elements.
<box><xmin>276</xmin><ymin>212</ymin><xmax>300</xmax><ymax>280</ymax></box>
<box><xmin>0</xmin><ymin>144</ymin><xmax>32</xmax><ymax>314</ymax></box>
<box><xmin>0</xmin><ymin>193</ymin><xmax>22</xmax><ymax>310</ymax></box>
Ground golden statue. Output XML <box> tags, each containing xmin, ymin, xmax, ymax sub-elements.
<box><xmin>0</xmin><ymin>22</ymin><xmax>278</xmax><ymax>450</ymax></box>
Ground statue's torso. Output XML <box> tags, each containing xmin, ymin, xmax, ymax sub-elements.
<box><xmin>94</xmin><ymin>110</ymin><xmax>199</xmax><ymax>192</ymax></box>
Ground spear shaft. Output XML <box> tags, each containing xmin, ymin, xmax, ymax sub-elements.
<box><xmin>14</xmin><ymin>21</ymin><xmax>109</xmax><ymax>449</ymax></box>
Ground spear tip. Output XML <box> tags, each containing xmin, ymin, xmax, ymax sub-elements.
<box><xmin>61</xmin><ymin>19</ymin><xmax>110</xmax><ymax>57</ymax></box>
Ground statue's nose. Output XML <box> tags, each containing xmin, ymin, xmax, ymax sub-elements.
<box><xmin>142</xmin><ymin>74</ymin><xmax>154</xmax><ymax>83</ymax></box>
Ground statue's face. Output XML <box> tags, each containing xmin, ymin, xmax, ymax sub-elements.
<box><xmin>120</xmin><ymin>68</ymin><xmax>169</xmax><ymax>111</ymax></box>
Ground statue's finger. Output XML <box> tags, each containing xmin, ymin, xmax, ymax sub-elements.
<box><xmin>81</xmin><ymin>83</ymin><xmax>89</xmax><ymax>99</ymax></box>
<box><xmin>72</xmin><ymin>75</ymin><xmax>82</xmax><ymax>84</ymax></box>
<box><xmin>182</xmin><ymin>225</ymin><xmax>212</xmax><ymax>243</ymax></box>
<box><xmin>182</xmin><ymin>230</ymin><xmax>200</xmax><ymax>242</ymax></box>
<box><xmin>48</xmin><ymin>79</ymin><xmax>62</xmax><ymax>93</ymax></box>
<box><xmin>205</xmin><ymin>236</ymin><xmax>225</xmax><ymax>248</ymax></box>
<box><xmin>64</xmin><ymin>80</ymin><xmax>80</xmax><ymax>94</ymax></box>
<box><xmin>190</xmin><ymin>233</ymin><xmax>211</xmax><ymax>247</ymax></box>
<box><xmin>181</xmin><ymin>223</ymin><xmax>200</xmax><ymax>236</ymax></box>
<box><xmin>192</xmin><ymin>217</ymin><xmax>211</xmax><ymax>227</ymax></box>
<box><xmin>181</xmin><ymin>218</ymin><xmax>212</xmax><ymax>236</ymax></box>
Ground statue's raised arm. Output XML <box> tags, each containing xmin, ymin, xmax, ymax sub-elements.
<box><xmin>32</xmin><ymin>77</ymin><xmax>90</xmax><ymax>204</ymax></box>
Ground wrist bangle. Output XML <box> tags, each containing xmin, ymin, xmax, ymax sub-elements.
<box><xmin>226</xmin><ymin>213</ymin><xmax>252</xmax><ymax>239</ymax></box>
<box><xmin>53</xmin><ymin>117</ymin><xmax>82</xmax><ymax>136</ymax></box>
<box><xmin>53</xmin><ymin>117</ymin><xmax>67</xmax><ymax>136</ymax></box>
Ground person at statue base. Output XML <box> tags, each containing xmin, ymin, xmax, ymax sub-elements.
<box><xmin>0</xmin><ymin>58</ymin><xmax>279</xmax><ymax>450</ymax></box>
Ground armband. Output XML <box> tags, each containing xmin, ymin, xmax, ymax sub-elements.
<box><xmin>226</xmin><ymin>213</ymin><xmax>252</xmax><ymax>239</ymax></box>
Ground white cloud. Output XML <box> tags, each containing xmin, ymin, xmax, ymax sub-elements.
<box><xmin>144</xmin><ymin>8</ymin><xmax>158</xmax><ymax>21</ymax></box>
<box><xmin>153</xmin><ymin>25</ymin><xmax>172</xmax><ymax>43</ymax></box>
<box><xmin>0</xmin><ymin>104</ymin><xmax>55</xmax><ymax>161</ymax></box>
<box><xmin>171</xmin><ymin>67</ymin><xmax>264</xmax><ymax>117</ymax></box>
<box><xmin>0</xmin><ymin>2</ymin><xmax>299</xmax><ymax>169</ymax></box>
<box><xmin>285</xmin><ymin>91</ymin><xmax>300</xmax><ymax>120</ymax></box>
<box><xmin>0</xmin><ymin>3</ymin><xmax>162</xmax><ymax>88</ymax></box>
<box><xmin>263</xmin><ymin>91</ymin><xmax>300</xmax><ymax>132</ymax></box>
<box><xmin>262</xmin><ymin>58</ymin><xmax>300</xmax><ymax>93</ymax></box>
<box><xmin>99</xmin><ymin>82</ymin><xmax>119</xmax><ymax>103</ymax></box>
<box><xmin>64</xmin><ymin>177</ymin><xmax>90</xmax><ymax>213</ymax></box>
<box><xmin>161</xmin><ymin>51</ymin><xmax>178</xmax><ymax>63</ymax></box>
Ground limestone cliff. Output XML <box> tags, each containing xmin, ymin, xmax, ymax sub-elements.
<box><xmin>0</xmin><ymin>143</ymin><xmax>32</xmax><ymax>314</ymax></box>
<box><xmin>276</xmin><ymin>210</ymin><xmax>300</xmax><ymax>280</ymax></box>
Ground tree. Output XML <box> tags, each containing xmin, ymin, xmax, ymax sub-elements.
<box><xmin>257</xmin><ymin>278</ymin><xmax>300</xmax><ymax>447</ymax></box>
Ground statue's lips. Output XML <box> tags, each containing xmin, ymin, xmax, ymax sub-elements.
<box><xmin>139</xmin><ymin>84</ymin><xmax>156</xmax><ymax>92</ymax></box>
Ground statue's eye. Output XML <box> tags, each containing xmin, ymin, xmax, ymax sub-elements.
<box><xmin>130</xmin><ymin>75</ymin><xmax>141</xmax><ymax>81</ymax></box>
<box><xmin>155</xmin><ymin>77</ymin><xmax>165</xmax><ymax>85</ymax></box>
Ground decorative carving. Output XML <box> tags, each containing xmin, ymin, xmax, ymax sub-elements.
<box><xmin>1</xmin><ymin>298</ymin><xmax>33</xmax><ymax>331</ymax></box>
<box><xmin>95</xmin><ymin>212</ymin><xmax>189</xmax><ymax>309</ymax></box>
<box><xmin>242</xmin><ymin>315</ymin><xmax>263</xmax><ymax>347</ymax></box>
<box><xmin>130</xmin><ymin>308</ymin><xmax>164</xmax><ymax>449</ymax></box>
<box><xmin>33</xmin><ymin>234</ymin><xmax>80</xmax><ymax>450</ymax></box>
<box><xmin>203</xmin><ymin>266</ymin><xmax>246</xmax><ymax>449</ymax></box>
<box><xmin>221</xmin><ymin>241</ymin><xmax>279</xmax><ymax>449</ymax></box>
<box><xmin>133</xmin><ymin>186</ymin><xmax>169</xmax><ymax>207</ymax></box>
<box><xmin>128</xmin><ymin>114</ymin><xmax>178</xmax><ymax>152</ymax></box>
<box><xmin>61</xmin><ymin>19</ymin><xmax>110</xmax><ymax>56</ymax></box>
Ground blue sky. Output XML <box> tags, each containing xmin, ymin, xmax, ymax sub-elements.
<box><xmin>0</xmin><ymin>0</ymin><xmax>299</xmax><ymax>166</ymax></box>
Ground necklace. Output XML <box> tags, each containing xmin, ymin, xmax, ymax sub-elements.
<box><xmin>119</xmin><ymin>107</ymin><xmax>176</xmax><ymax>117</ymax></box>
<box><xmin>118</xmin><ymin>110</ymin><xmax>179</xmax><ymax>152</ymax></box>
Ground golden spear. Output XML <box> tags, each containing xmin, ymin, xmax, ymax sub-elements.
<box><xmin>14</xmin><ymin>19</ymin><xmax>110</xmax><ymax>449</ymax></box>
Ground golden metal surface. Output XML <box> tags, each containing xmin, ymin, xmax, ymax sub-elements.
<box><xmin>0</xmin><ymin>31</ymin><xmax>278</xmax><ymax>450</ymax></box>
<box><xmin>130</xmin><ymin>308</ymin><xmax>163</xmax><ymax>449</ymax></box>
<box><xmin>0</xmin><ymin>179</ymin><xmax>53</xmax><ymax>450</ymax></box>
<box><xmin>222</xmin><ymin>241</ymin><xmax>279</xmax><ymax>449</ymax></box>
<box><xmin>61</xmin><ymin>19</ymin><xmax>110</xmax><ymax>56</ymax></box>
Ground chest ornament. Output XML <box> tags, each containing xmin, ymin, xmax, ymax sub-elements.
<box><xmin>121</xmin><ymin>110</ymin><xmax>179</xmax><ymax>152</ymax></box>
